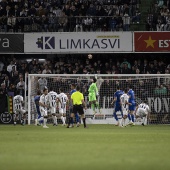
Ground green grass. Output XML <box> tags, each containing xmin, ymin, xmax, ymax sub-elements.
<box><xmin>0</xmin><ymin>124</ymin><xmax>170</xmax><ymax>170</ymax></box>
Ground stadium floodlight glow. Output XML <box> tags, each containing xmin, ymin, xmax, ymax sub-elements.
<box><xmin>26</xmin><ymin>74</ymin><xmax>170</xmax><ymax>125</ymax></box>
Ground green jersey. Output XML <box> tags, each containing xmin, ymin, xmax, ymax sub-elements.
<box><xmin>88</xmin><ymin>83</ymin><xmax>98</xmax><ymax>95</ymax></box>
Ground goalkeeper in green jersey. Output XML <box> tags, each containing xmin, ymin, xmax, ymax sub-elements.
<box><xmin>88</xmin><ymin>77</ymin><xmax>101</xmax><ymax>115</ymax></box>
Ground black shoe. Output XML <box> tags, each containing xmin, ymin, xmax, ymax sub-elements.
<box><xmin>53</xmin><ymin>124</ymin><xmax>57</xmax><ymax>126</ymax></box>
<box><xmin>141</xmin><ymin>123</ymin><xmax>144</xmax><ymax>126</ymax></box>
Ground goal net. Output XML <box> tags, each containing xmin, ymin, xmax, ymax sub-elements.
<box><xmin>27</xmin><ymin>74</ymin><xmax>170</xmax><ymax>125</ymax></box>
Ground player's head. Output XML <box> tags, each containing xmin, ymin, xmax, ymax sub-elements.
<box><xmin>128</xmin><ymin>84</ymin><xmax>133</xmax><ymax>89</ymax></box>
<box><xmin>124</xmin><ymin>88</ymin><xmax>128</xmax><ymax>93</ymax></box>
<box><xmin>116</xmin><ymin>85</ymin><xmax>120</xmax><ymax>90</ymax></box>
<box><xmin>49</xmin><ymin>87</ymin><xmax>53</xmax><ymax>91</ymax></box>
<box><xmin>143</xmin><ymin>100</ymin><xmax>148</xmax><ymax>104</ymax></box>
<box><xmin>76</xmin><ymin>86</ymin><xmax>80</xmax><ymax>91</ymax></box>
<box><xmin>43</xmin><ymin>86</ymin><xmax>48</xmax><ymax>95</ymax></box>
<box><xmin>71</xmin><ymin>83</ymin><xmax>76</xmax><ymax>90</ymax></box>
<box><xmin>92</xmin><ymin>77</ymin><xmax>97</xmax><ymax>83</ymax></box>
<box><xmin>37</xmin><ymin>90</ymin><xmax>41</xmax><ymax>95</ymax></box>
<box><xmin>59</xmin><ymin>88</ymin><xmax>63</xmax><ymax>93</ymax></box>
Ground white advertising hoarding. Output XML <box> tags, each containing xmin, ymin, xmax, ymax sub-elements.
<box><xmin>24</xmin><ymin>32</ymin><xmax>132</xmax><ymax>53</ymax></box>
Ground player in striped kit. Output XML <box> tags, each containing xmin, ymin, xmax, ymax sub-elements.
<box><xmin>58</xmin><ymin>88</ymin><xmax>68</xmax><ymax>126</ymax></box>
<box><xmin>46</xmin><ymin>87</ymin><xmax>58</xmax><ymax>126</ymax></box>
<box><xmin>35</xmin><ymin>87</ymin><xmax>49</xmax><ymax>128</ymax></box>
<box><xmin>13</xmin><ymin>91</ymin><xmax>27</xmax><ymax>125</ymax></box>
<box><xmin>135</xmin><ymin>101</ymin><xmax>150</xmax><ymax>126</ymax></box>
<box><xmin>120</xmin><ymin>88</ymin><xmax>132</xmax><ymax>127</ymax></box>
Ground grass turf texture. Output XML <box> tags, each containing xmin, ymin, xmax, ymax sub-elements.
<box><xmin>0</xmin><ymin>125</ymin><xmax>170</xmax><ymax>170</ymax></box>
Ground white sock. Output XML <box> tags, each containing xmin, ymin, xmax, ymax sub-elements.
<box><xmin>43</xmin><ymin>118</ymin><xmax>47</xmax><ymax>126</ymax></box>
<box><xmin>143</xmin><ymin>117</ymin><xmax>146</xmax><ymax>124</ymax></box>
<box><xmin>52</xmin><ymin>116</ymin><xmax>57</xmax><ymax>125</ymax></box>
<box><xmin>61</xmin><ymin>116</ymin><xmax>65</xmax><ymax>124</ymax></box>
<box><xmin>118</xmin><ymin>118</ymin><xmax>122</xmax><ymax>127</ymax></box>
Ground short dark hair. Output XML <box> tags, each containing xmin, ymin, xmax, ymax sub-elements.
<box><xmin>43</xmin><ymin>86</ymin><xmax>48</xmax><ymax>92</ymax></box>
<box><xmin>76</xmin><ymin>86</ymin><xmax>80</xmax><ymax>91</ymax></box>
<box><xmin>128</xmin><ymin>84</ymin><xmax>133</xmax><ymax>89</ymax></box>
<box><xmin>93</xmin><ymin>77</ymin><xmax>97</xmax><ymax>83</ymax></box>
<box><xmin>49</xmin><ymin>87</ymin><xmax>53</xmax><ymax>91</ymax></box>
<box><xmin>124</xmin><ymin>88</ymin><xmax>128</xmax><ymax>93</ymax></box>
<box><xmin>116</xmin><ymin>85</ymin><xmax>120</xmax><ymax>90</ymax></box>
<box><xmin>59</xmin><ymin>88</ymin><xmax>63</xmax><ymax>92</ymax></box>
<box><xmin>37</xmin><ymin>90</ymin><xmax>41</xmax><ymax>95</ymax></box>
<box><xmin>71</xmin><ymin>83</ymin><xmax>76</xmax><ymax>88</ymax></box>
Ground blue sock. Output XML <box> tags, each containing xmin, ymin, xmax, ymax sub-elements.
<box><xmin>75</xmin><ymin>113</ymin><xmax>79</xmax><ymax>123</ymax></box>
<box><xmin>38</xmin><ymin>115</ymin><xmax>43</xmax><ymax>124</ymax></box>
<box><xmin>131</xmin><ymin>114</ymin><xmax>135</xmax><ymax>122</ymax></box>
<box><xmin>71</xmin><ymin>117</ymin><xmax>74</xmax><ymax>124</ymax></box>
<box><xmin>128</xmin><ymin>113</ymin><xmax>131</xmax><ymax>121</ymax></box>
<box><xmin>114</xmin><ymin>112</ymin><xmax>118</xmax><ymax>121</ymax></box>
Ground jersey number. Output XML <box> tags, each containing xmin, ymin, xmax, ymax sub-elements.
<box><xmin>51</xmin><ymin>95</ymin><xmax>57</xmax><ymax>107</ymax></box>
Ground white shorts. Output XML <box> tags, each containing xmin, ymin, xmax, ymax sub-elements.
<box><xmin>49</xmin><ymin>107</ymin><xmax>56</xmax><ymax>114</ymax></box>
<box><xmin>136</xmin><ymin>109</ymin><xmax>148</xmax><ymax>117</ymax></box>
<box><xmin>14</xmin><ymin>109</ymin><xmax>26</xmax><ymax>115</ymax></box>
<box><xmin>122</xmin><ymin>105</ymin><xmax>129</xmax><ymax>116</ymax></box>
<box><xmin>59</xmin><ymin>103</ymin><xmax>66</xmax><ymax>114</ymax></box>
<box><xmin>40</xmin><ymin>108</ymin><xmax>48</xmax><ymax>117</ymax></box>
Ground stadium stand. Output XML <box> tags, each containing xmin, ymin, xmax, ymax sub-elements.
<box><xmin>0</xmin><ymin>0</ymin><xmax>142</xmax><ymax>32</ymax></box>
<box><xmin>0</xmin><ymin>54</ymin><xmax>170</xmax><ymax>98</ymax></box>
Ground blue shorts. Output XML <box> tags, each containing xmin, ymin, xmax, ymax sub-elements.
<box><xmin>129</xmin><ymin>102</ymin><xmax>136</xmax><ymax>111</ymax></box>
<box><xmin>114</xmin><ymin>104</ymin><xmax>122</xmax><ymax>113</ymax></box>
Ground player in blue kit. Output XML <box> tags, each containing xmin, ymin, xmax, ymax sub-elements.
<box><xmin>128</xmin><ymin>84</ymin><xmax>136</xmax><ymax>125</ymax></box>
<box><xmin>34</xmin><ymin>90</ymin><xmax>43</xmax><ymax>126</ymax></box>
<box><xmin>69</xmin><ymin>83</ymin><xmax>80</xmax><ymax>127</ymax></box>
<box><xmin>111</xmin><ymin>86</ymin><xmax>124</xmax><ymax>127</ymax></box>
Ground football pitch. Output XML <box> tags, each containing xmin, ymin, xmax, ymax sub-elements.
<box><xmin>0</xmin><ymin>124</ymin><xmax>170</xmax><ymax>170</ymax></box>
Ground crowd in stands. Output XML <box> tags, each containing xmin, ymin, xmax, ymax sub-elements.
<box><xmin>0</xmin><ymin>0</ymin><xmax>141</xmax><ymax>32</ymax></box>
<box><xmin>0</xmin><ymin>55</ymin><xmax>170</xmax><ymax>101</ymax></box>
<box><xmin>146</xmin><ymin>0</ymin><xmax>170</xmax><ymax>31</ymax></box>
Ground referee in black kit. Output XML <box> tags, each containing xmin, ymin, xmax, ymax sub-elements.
<box><xmin>67</xmin><ymin>86</ymin><xmax>87</xmax><ymax>128</ymax></box>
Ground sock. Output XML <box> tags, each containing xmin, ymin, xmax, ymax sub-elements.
<box><xmin>52</xmin><ymin>115</ymin><xmax>57</xmax><ymax>125</ymax></box>
<box><xmin>122</xmin><ymin>118</ymin><xmax>126</xmax><ymax>126</ymax></box>
<box><xmin>91</xmin><ymin>103</ymin><xmax>95</xmax><ymax>112</ymax></box>
<box><xmin>143</xmin><ymin>117</ymin><xmax>146</xmax><ymax>124</ymax></box>
<box><xmin>114</xmin><ymin>112</ymin><xmax>118</xmax><ymax>121</ymax></box>
<box><xmin>38</xmin><ymin>117</ymin><xmax>43</xmax><ymax>123</ymax></box>
<box><xmin>61</xmin><ymin>116</ymin><xmax>65</xmax><ymax>124</ymax></box>
<box><xmin>82</xmin><ymin>118</ymin><xmax>86</xmax><ymax>128</ymax></box>
<box><xmin>43</xmin><ymin>118</ymin><xmax>47</xmax><ymax>126</ymax></box>
<box><xmin>131</xmin><ymin>114</ymin><xmax>135</xmax><ymax>122</ymax></box>
<box><xmin>118</xmin><ymin>118</ymin><xmax>122</xmax><ymax>126</ymax></box>
<box><xmin>128</xmin><ymin>113</ymin><xmax>132</xmax><ymax>121</ymax></box>
<box><xmin>70</xmin><ymin>117</ymin><xmax>73</xmax><ymax>125</ymax></box>
<box><xmin>95</xmin><ymin>102</ymin><xmax>100</xmax><ymax>110</ymax></box>
<box><xmin>75</xmin><ymin>113</ymin><xmax>79</xmax><ymax>123</ymax></box>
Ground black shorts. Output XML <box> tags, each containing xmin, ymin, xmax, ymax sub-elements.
<box><xmin>73</xmin><ymin>105</ymin><xmax>84</xmax><ymax>115</ymax></box>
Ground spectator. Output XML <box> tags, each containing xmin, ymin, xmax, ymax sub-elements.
<box><xmin>16</xmin><ymin>77</ymin><xmax>25</xmax><ymax>96</ymax></box>
<box><xmin>3</xmin><ymin>75</ymin><xmax>10</xmax><ymax>88</ymax></box>
<box><xmin>122</xmin><ymin>13</ymin><xmax>130</xmax><ymax>31</ymax></box>
<box><xmin>7</xmin><ymin>61</ymin><xmax>16</xmax><ymax>73</ymax></box>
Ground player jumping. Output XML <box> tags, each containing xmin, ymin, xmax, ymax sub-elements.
<box><xmin>13</xmin><ymin>91</ymin><xmax>27</xmax><ymax>126</ymax></box>
<box><xmin>88</xmin><ymin>77</ymin><xmax>100</xmax><ymax>116</ymax></box>
<box><xmin>34</xmin><ymin>90</ymin><xmax>43</xmax><ymax>126</ymax></box>
<box><xmin>134</xmin><ymin>100</ymin><xmax>150</xmax><ymax>126</ymax></box>
<box><xmin>120</xmin><ymin>88</ymin><xmax>133</xmax><ymax>127</ymax></box>
<box><xmin>128</xmin><ymin>85</ymin><xmax>136</xmax><ymax>126</ymax></box>
<box><xmin>111</xmin><ymin>85</ymin><xmax>124</xmax><ymax>127</ymax></box>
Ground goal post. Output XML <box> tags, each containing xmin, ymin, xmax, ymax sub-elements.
<box><xmin>27</xmin><ymin>74</ymin><xmax>170</xmax><ymax>125</ymax></box>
